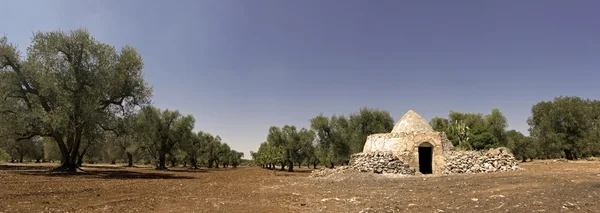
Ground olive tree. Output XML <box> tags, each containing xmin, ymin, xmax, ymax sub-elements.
<box><xmin>180</xmin><ymin>131</ymin><xmax>204</xmax><ymax>169</ymax></box>
<box><xmin>0</xmin><ymin>29</ymin><xmax>151</xmax><ymax>171</ymax></box>
<box><xmin>136</xmin><ymin>106</ymin><xmax>195</xmax><ymax>170</ymax></box>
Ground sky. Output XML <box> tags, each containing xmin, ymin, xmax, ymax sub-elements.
<box><xmin>2</xmin><ymin>0</ymin><xmax>599</xmax><ymax>158</ymax></box>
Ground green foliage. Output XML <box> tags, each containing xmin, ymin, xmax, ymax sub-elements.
<box><xmin>506</xmin><ymin>130</ymin><xmax>538</xmax><ymax>161</ymax></box>
<box><xmin>29</xmin><ymin>138</ymin><xmax>45</xmax><ymax>162</ymax></box>
<box><xmin>251</xmin><ymin>107</ymin><xmax>393</xmax><ymax>171</ymax></box>
<box><xmin>430</xmin><ymin>117</ymin><xmax>450</xmax><ymax>132</ymax></box>
<box><xmin>0</xmin><ymin>28</ymin><xmax>151</xmax><ymax>171</ymax></box>
<box><xmin>448</xmin><ymin>120</ymin><xmax>472</xmax><ymax>150</ymax></box>
<box><xmin>434</xmin><ymin>109</ymin><xmax>508</xmax><ymax>150</ymax></box>
<box><xmin>229</xmin><ymin>151</ymin><xmax>244</xmax><ymax>168</ymax></box>
<box><xmin>310</xmin><ymin>114</ymin><xmax>350</xmax><ymax>168</ymax></box>
<box><xmin>0</xmin><ymin>147</ymin><xmax>10</xmax><ymax>161</ymax></box>
<box><xmin>218</xmin><ymin>143</ymin><xmax>231</xmax><ymax>167</ymax></box>
<box><xmin>101</xmin><ymin>115</ymin><xmax>142</xmax><ymax>166</ymax></box>
<box><xmin>0</xmin><ymin>137</ymin><xmax>38</xmax><ymax>163</ymax></box>
<box><xmin>43</xmin><ymin>138</ymin><xmax>61</xmax><ymax>162</ymax></box>
<box><xmin>179</xmin><ymin>131</ymin><xmax>204</xmax><ymax>169</ymax></box>
<box><xmin>136</xmin><ymin>106</ymin><xmax>194</xmax><ymax>169</ymax></box>
<box><xmin>485</xmin><ymin>109</ymin><xmax>508</xmax><ymax>147</ymax></box>
<box><xmin>347</xmin><ymin>107</ymin><xmax>394</xmax><ymax>154</ymax></box>
<box><xmin>528</xmin><ymin>96</ymin><xmax>600</xmax><ymax>160</ymax></box>
<box><xmin>262</xmin><ymin>125</ymin><xmax>316</xmax><ymax>171</ymax></box>
<box><xmin>203</xmin><ymin>134</ymin><xmax>223</xmax><ymax>168</ymax></box>
<box><xmin>253</xmin><ymin>141</ymin><xmax>284</xmax><ymax>170</ymax></box>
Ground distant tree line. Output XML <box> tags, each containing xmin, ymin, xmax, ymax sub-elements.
<box><xmin>251</xmin><ymin>107</ymin><xmax>394</xmax><ymax>171</ymax></box>
<box><xmin>0</xmin><ymin>105</ymin><xmax>244</xmax><ymax>170</ymax></box>
<box><xmin>432</xmin><ymin>96</ymin><xmax>600</xmax><ymax>161</ymax></box>
<box><xmin>251</xmin><ymin>96</ymin><xmax>600</xmax><ymax>170</ymax></box>
<box><xmin>0</xmin><ymin>28</ymin><xmax>242</xmax><ymax>170</ymax></box>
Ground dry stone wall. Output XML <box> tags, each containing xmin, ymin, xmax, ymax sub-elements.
<box><xmin>443</xmin><ymin>147</ymin><xmax>520</xmax><ymax>174</ymax></box>
<box><xmin>312</xmin><ymin>147</ymin><xmax>521</xmax><ymax>178</ymax></box>
<box><xmin>348</xmin><ymin>152</ymin><xmax>416</xmax><ymax>175</ymax></box>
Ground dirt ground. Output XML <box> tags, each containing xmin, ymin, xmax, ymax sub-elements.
<box><xmin>1</xmin><ymin>160</ymin><xmax>599</xmax><ymax>213</ymax></box>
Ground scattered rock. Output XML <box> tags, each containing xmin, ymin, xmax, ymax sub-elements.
<box><xmin>471</xmin><ymin>198</ymin><xmax>479</xmax><ymax>202</ymax></box>
<box><xmin>553</xmin><ymin>158</ymin><xmax>569</xmax><ymax>163</ymax></box>
<box><xmin>320</xmin><ymin>198</ymin><xmax>341</xmax><ymax>202</ymax></box>
<box><xmin>309</xmin><ymin>166</ymin><xmax>352</xmax><ymax>178</ymax></box>
<box><xmin>562</xmin><ymin>202</ymin><xmax>578</xmax><ymax>209</ymax></box>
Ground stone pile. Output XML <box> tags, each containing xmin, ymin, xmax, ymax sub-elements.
<box><xmin>309</xmin><ymin>166</ymin><xmax>351</xmax><ymax>178</ymax></box>
<box><xmin>348</xmin><ymin>151</ymin><xmax>416</xmax><ymax>175</ymax></box>
<box><xmin>443</xmin><ymin>147</ymin><xmax>520</xmax><ymax>174</ymax></box>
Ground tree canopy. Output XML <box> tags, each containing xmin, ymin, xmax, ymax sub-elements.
<box><xmin>528</xmin><ymin>96</ymin><xmax>600</xmax><ymax>160</ymax></box>
<box><xmin>0</xmin><ymin>29</ymin><xmax>151</xmax><ymax>171</ymax></box>
<box><xmin>0</xmin><ymin>28</ymin><xmax>244</xmax><ymax>170</ymax></box>
<box><xmin>430</xmin><ymin>109</ymin><xmax>509</xmax><ymax>150</ymax></box>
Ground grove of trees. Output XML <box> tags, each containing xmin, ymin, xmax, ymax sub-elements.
<box><xmin>251</xmin><ymin>107</ymin><xmax>394</xmax><ymax>171</ymax></box>
<box><xmin>527</xmin><ymin>96</ymin><xmax>600</xmax><ymax>160</ymax></box>
<box><xmin>252</xmin><ymin>96</ymin><xmax>600</xmax><ymax>170</ymax></box>
<box><xmin>0</xmin><ymin>28</ymin><xmax>243</xmax><ymax>170</ymax></box>
<box><xmin>1</xmin><ymin>28</ymin><xmax>598</xmax><ymax>171</ymax></box>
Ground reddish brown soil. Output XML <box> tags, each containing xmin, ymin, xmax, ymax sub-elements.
<box><xmin>1</xmin><ymin>160</ymin><xmax>599</xmax><ymax>213</ymax></box>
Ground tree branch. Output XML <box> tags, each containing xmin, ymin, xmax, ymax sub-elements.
<box><xmin>99</xmin><ymin>123</ymin><xmax>121</xmax><ymax>137</ymax></box>
<box><xmin>14</xmin><ymin>132</ymin><xmax>51</xmax><ymax>141</ymax></box>
<box><xmin>3</xmin><ymin>55</ymin><xmax>55</xmax><ymax>112</ymax></box>
<box><xmin>99</xmin><ymin>97</ymin><xmax>125</xmax><ymax>110</ymax></box>
<box><xmin>0</xmin><ymin>110</ymin><xmax>17</xmax><ymax>115</ymax></box>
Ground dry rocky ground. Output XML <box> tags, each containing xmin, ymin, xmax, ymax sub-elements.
<box><xmin>1</xmin><ymin>160</ymin><xmax>599</xmax><ymax>213</ymax></box>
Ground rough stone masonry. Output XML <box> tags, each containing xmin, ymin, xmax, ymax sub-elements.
<box><xmin>361</xmin><ymin>110</ymin><xmax>454</xmax><ymax>175</ymax></box>
<box><xmin>443</xmin><ymin>147</ymin><xmax>520</xmax><ymax>174</ymax></box>
<box><xmin>348</xmin><ymin>151</ymin><xmax>416</xmax><ymax>175</ymax></box>
<box><xmin>311</xmin><ymin>110</ymin><xmax>521</xmax><ymax>178</ymax></box>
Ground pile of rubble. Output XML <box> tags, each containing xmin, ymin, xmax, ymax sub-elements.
<box><xmin>348</xmin><ymin>151</ymin><xmax>416</xmax><ymax>175</ymax></box>
<box><xmin>443</xmin><ymin>147</ymin><xmax>520</xmax><ymax>174</ymax></box>
<box><xmin>309</xmin><ymin>166</ymin><xmax>351</xmax><ymax>178</ymax></box>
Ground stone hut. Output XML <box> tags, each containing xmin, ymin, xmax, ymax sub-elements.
<box><xmin>312</xmin><ymin>110</ymin><xmax>521</xmax><ymax>178</ymax></box>
<box><xmin>361</xmin><ymin>110</ymin><xmax>454</xmax><ymax>175</ymax></box>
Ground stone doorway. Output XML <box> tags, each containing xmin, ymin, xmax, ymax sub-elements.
<box><xmin>418</xmin><ymin>143</ymin><xmax>433</xmax><ymax>174</ymax></box>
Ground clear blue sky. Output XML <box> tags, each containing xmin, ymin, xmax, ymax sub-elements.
<box><xmin>2</xmin><ymin>1</ymin><xmax>599</xmax><ymax>158</ymax></box>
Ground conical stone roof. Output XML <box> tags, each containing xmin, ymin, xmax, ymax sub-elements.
<box><xmin>391</xmin><ymin>110</ymin><xmax>434</xmax><ymax>133</ymax></box>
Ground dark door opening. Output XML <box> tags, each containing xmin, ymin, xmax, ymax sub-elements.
<box><xmin>418</xmin><ymin>146</ymin><xmax>432</xmax><ymax>174</ymax></box>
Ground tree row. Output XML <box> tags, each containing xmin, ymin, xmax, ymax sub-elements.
<box><xmin>0</xmin><ymin>28</ymin><xmax>242</xmax><ymax>170</ymax></box>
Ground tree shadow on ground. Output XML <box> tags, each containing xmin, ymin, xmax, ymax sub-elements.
<box><xmin>0</xmin><ymin>164</ymin><xmax>51</xmax><ymax>171</ymax></box>
<box><xmin>261</xmin><ymin>168</ymin><xmax>314</xmax><ymax>174</ymax></box>
<box><xmin>3</xmin><ymin>165</ymin><xmax>196</xmax><ymax>180</ymax></box>
<box><xmin>82</xmin><ymin>165</ymin><xmax>127</xmax><ymax>170</ymax></box>
<box><xmin>17</xmin><ymin>170</ymin><xmax>195</xmax><ymax>180</ymax></box>
<box><xmin>200</xmin><ymin>168</ymin><xmax>240</xmax><ymax>172</ymax></box>
<box><xmin>166</xmin><ymin>168</ymin><xmax>209</xmax><ymax>173</ymax></box>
